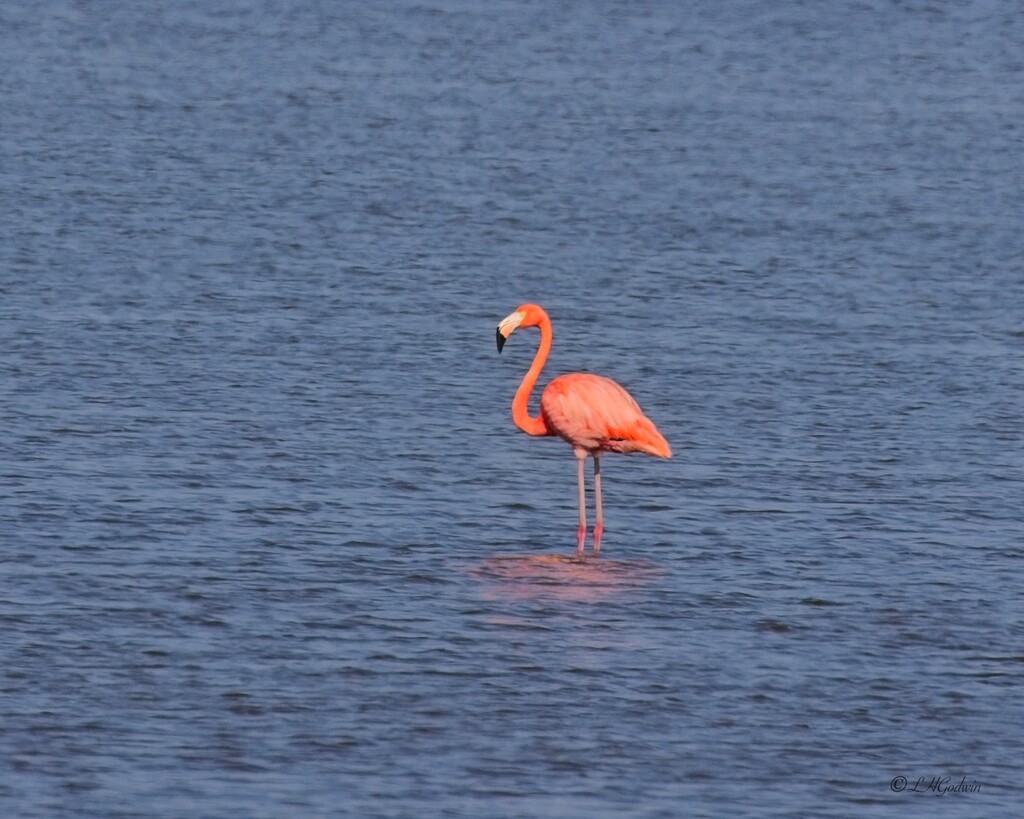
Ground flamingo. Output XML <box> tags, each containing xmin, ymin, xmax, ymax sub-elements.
<box><xmin>496</xmin><ymin>304</ymin><xmax>671</xmax><ymax>557</ymax></box>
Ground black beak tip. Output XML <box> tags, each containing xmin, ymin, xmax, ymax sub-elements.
<box><xmin>496</xmin><ymin>328</ymin><xmax>505</xmax><ymax>353</ymax></box>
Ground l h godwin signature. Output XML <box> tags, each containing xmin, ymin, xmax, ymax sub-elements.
<box><xmin>890</xmin><ymin>775</ymin><xmax>981</xmax><ymax>795</ymax></box>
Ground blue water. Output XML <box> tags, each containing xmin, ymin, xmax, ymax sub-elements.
<box><xmin>2</xmin><ymin>1</ymin><xmax>1023</xmax><ymax>816</ymax></box>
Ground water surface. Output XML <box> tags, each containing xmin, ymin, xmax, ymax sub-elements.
<box><xmin>2</xmin><ymin>1</ymin><xmax>1022</xmax><ymax>816</ymax></box>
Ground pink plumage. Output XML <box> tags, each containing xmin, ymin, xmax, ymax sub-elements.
<box><xmin>541</xmin><ymin>373</ymin><xmax>671</xmax><ymax>457</ymax></box>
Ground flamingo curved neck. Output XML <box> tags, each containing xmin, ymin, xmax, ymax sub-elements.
<box><xmin>512</xmin><ymin>317</ymin><xmax>552</xmax><ymax>437</ymax></box>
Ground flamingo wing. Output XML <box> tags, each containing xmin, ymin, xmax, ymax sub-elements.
<box><xmin>540</xmin><ymin>373</ymin><xmax>671</xmax><ymax>457</ymax></box>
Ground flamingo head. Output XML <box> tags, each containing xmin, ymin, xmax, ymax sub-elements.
<box><xmin>496</xmin><ymin>304</ymin><xmax>546</xmax><ymax>352</ymax></box>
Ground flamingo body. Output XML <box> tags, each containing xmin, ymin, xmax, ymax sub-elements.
<box><xmin>541</xmin><ymin>373</ymin><xmax>671</xmax><ymax>457</ymax></box>
<box><xmin>496</xmin><ymin>303</ymin><xmax>670</xmax><ymax>556</ymax></box>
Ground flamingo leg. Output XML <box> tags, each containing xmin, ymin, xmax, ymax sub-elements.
<box><xmin>575</xmin><ymin>449</ymin><xmax>587</xmax><ymax>556</ymax></box>
<box><xmin>593</xmin><ymin>453</ymin><xmax>603</xmax><ymax>554</ymax></box>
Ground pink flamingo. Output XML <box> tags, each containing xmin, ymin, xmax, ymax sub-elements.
<box><xmin>496</xmin><ymin>304</ymin><xmax>671</xmax><ymax>556</ymax></box>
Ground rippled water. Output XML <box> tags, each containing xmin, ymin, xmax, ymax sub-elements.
<box><xmin>2</xmin><ymin>0</ymin><xmax>1023</xmax><ymax>816</ymax></box>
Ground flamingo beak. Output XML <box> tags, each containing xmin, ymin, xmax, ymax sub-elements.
<box><xmin>496</xmin><ymin>310</ymin><xmax>525</xmax><ymax>353</ymax></box>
